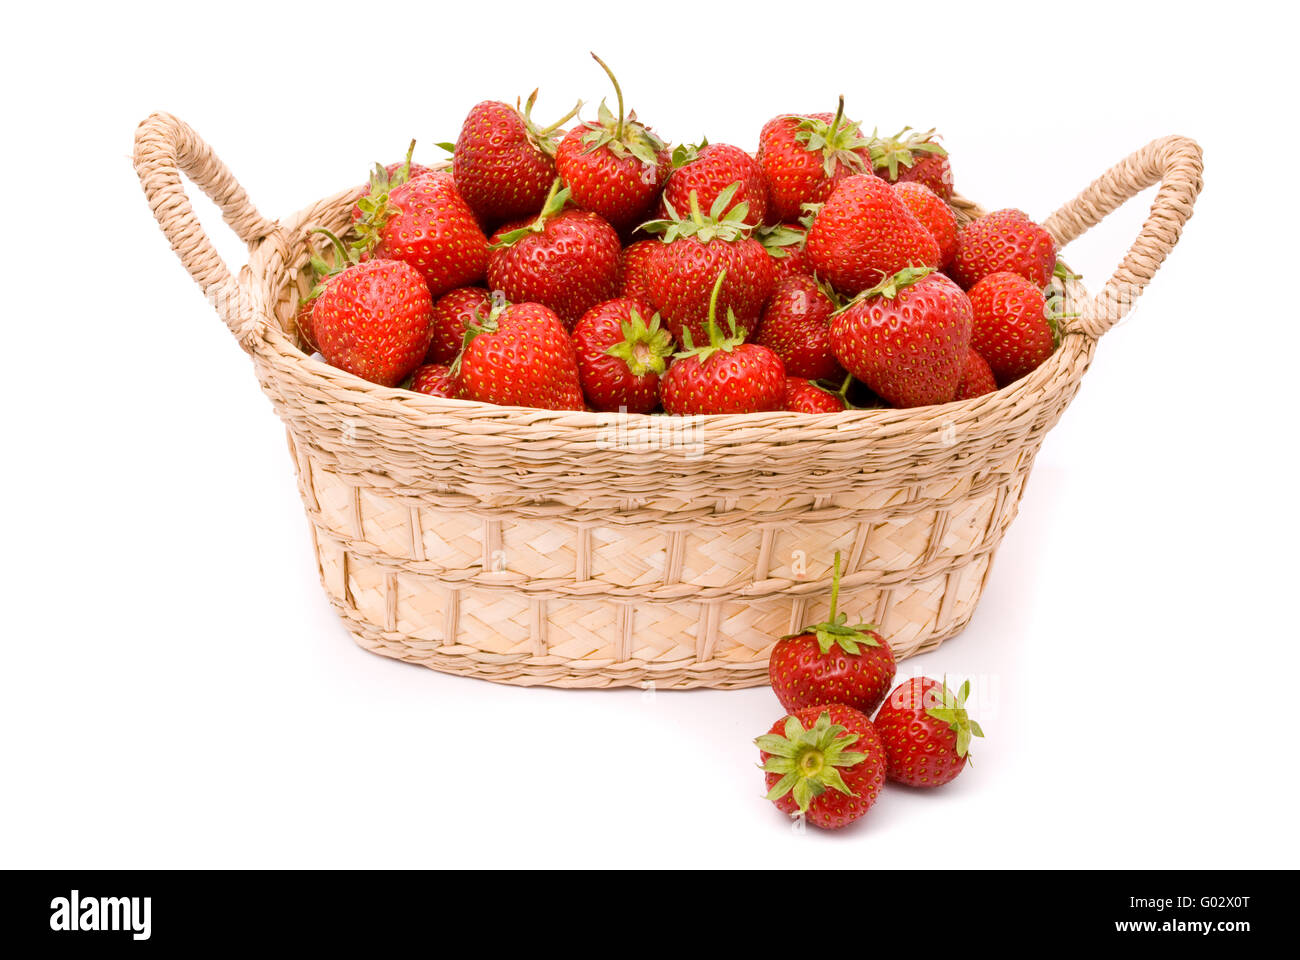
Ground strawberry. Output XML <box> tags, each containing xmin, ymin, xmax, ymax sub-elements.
<box><xmin>572</xmin><ymin>298</ymin><xmax>673</xmax><ymax>413</ymax></box>
<box><xmin>617</xmin><ymin>239</ymin><xmax>659</xmax><ymax>300</ymax></box>
<box><xmin>783</xmin><ymin>378</ymin><xmax>847</xmax><ymax>413</ymax></box>
<box><xmin>427</xmin><ymin>286</ymin><xmax>492</xmax><ymax>365</ymax></box>
<box><xmin>295</xmin><ymin>294</ymin><xmax>321</xmax><ymax>355</ymax></box>
<box><xmin>952</xmin><ymin>348</ymin><xmax>997</xmax><ymax>400</ymax></box>
<box><xmin>967</xmin><ymin>271</ymin><xmax>1055</xmax><ymax>384</ymax></box>
<box><xmin>806</xmin><ymin>175</ymin><xmax>941</xmax><ymax>295</ymax></box>
<box><xmin>754</xmin><ymin>274</ymin><xmax>843</xmax><ymax>381</ymax></box>
<box><xmin>756</xmin><ymin>704</ymin><xmax>887</xmax><ymax>829</ymax></box>
<box><xmin>756</xmin><ymin>97</ymin><xmax>874</xmax><ymax>223</ymax></box>
<box><xmin>408</xmin><ymin>363</ymin><xmax>462</xmax><ymax>399</ymax></box>
<box><xmin>874</xmin><ymin>677</ymin><xmax>984</xmax><ymax>787</ymax></box>
<box><xmin>353</xmin><ymin>170</ymin><xmax>489</xmax><ymax>299</ymax></box>
<box><xmin>311</xmin><ymin>257</ymin><xmax>432</xmax><ymax>388</ymax></box>
<box><xmin>768</xmin><ymin>552</ymin><xmax>895</xmax><ymax>712</ymax></box>
<box><xmin>869</xmin><ymin>127</ymin><xmax>953</xmax><ymax>199</ymax></box>
<box><xmin>659</xmin><ymin>272</ymin><xmax>785</xmax><ymax>415</ymax></box>
<box><xmin>486</xmin><ymin>181</ymin><xmax>621</xmax><ymax>327</ymax></box>
<box><xmin>555</xmin><ymin>55</ymin><xmax>669</xmax><ymax>233</ymax></box>
<box><xmin>450</xmin><ymin>90</ymin><xmax>582</xmax><ymax>228</ymax></box>
<box><xmin>894</xmin><ymin>181</ymin><xmax>958</xmax><ymax>268</ymax></box>
<box><xmin>658</xmin><ymin>140</ymin><xmax>767</xmax><ymax>227</ymax></box>
<box><xmin>453</xmin><ymin>300</ymin><xmax>584</xmax><ymax>410</ymax></box>
<box><xmin>756</xmin><ymin>222</ymin><xmax>813</xmax><ymax>280</ymax></box>
<box><xmin>639</xmin><ymin>184</ymin><xmax>775</xmax><ymax>345</ymax></box>
<box><xmin>951</xmin><ymin>209</ymin><xmax>1056</xmax><ymax>289</ymax></box>
<box><xmin>829</xmin><ymin>267</ymin><xmax>973</xmax><ymax>408</ymax></box>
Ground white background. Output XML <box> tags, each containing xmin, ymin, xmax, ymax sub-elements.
<box><xmin>3</xmin><ymin>0</ymin><xmax>1297</xmax><ymax>868</ymax></box>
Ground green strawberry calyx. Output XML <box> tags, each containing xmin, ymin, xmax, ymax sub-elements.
<box><xmin>755</xmin><ymin>222</ymin><xmax>806</xmax><ymax>259</ymax></box>
<box><xmin>639</xmin><ymin>184</ymin><xmax>752</xmax><ymax>244</ymax></box>
<box><xmin>352</xmin><ymin>140</ymin><xmax>421</xmax><ymax>254</ymax></box>
<box><xmin>489</xmin><ymin>178</ymin><xmax>571</xmax><ymax>249</ymax></box>
<box><xmin>604</xmin><ymin>308</ymin><xmax>675</xmax><ymax>376</ymax></box>
<box><xmin>674</xmin><ymin>270</ymin><xmax>745</xmax><ymax>361</ymax></box>
<box><xmin>793</xmin><ymin>96</ymin><xmax>872</xmax><ymax>178</ymax></box>
<box><xmin>304</xmin><ymin>226</ymin><xmax>364</xmax><ymax>301</ymax></box>
<box><xmin>868</xmin><ymin>126</ymin><xmax>948</xmax><ymax>181</ymax></box>
<box><xmin>670</xmin><ymin>138</ymin><xmax>708</xmax><ymax>169</ymax></box>
<box><xmin>449</xmin><ymin>296</ymin><xmax>508</xmax><ymax>379</ymax></box>
<box><xmin>580</xmin><ymin>53</ymin><xmax>666</xmax><ymax>168</ymax></box>
<box><xmin>782</xmin><ymin>550</ymin><xmax>881</xmax><ymax>655</ymax></box>
<box><xmin>756</xmin><ymin>711</ymin><xmax>867</xmax><ymax>814</ymax></box>
<box><xmin>833</xmin><ymin>266</ymin><xmax>935</xmax><ymax>315</ymax></box>
<box><xmin>520</xmin><ymin>88</ymin><xmax>584</xmax><ymax>158</ymax></box>
<box><xmin>924</xmin><ymin>677</ymin><xmax>986</xmax><ymax>759</ymax></box>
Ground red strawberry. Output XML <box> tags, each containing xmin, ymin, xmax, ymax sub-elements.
<box><xmin>408</xmin><ymin>363</ymin><xmax>462</xmax><ymax>399</ymax></box>
<box><xmin>894</xmin><ymin>181</ymin><xmax>958</xmax><ymax>268</ymax></box>
<box><xmin>487</xmin><ymin>181</ymin><xmax>621</xmax><ymax>327</ymax></box>
<box><xmin>353</xmin><ymin>171</ymin><xmax>489</xmax><ymax>299</ymax></box>
<box><xmin>768</xmin><ymin>552</ymin><xmax>895</xmax><ymax>711</ymax></box>
<box><xmin>617</xmin><ymin>239</ymin><xmax>659</xmax><ymax>300</ymax></box>
<box><xmin>869</xmin><ymin>127</ymin><xmax>953</xmax><ymax>199</ymax></box>
<box><xmin>952</xmin><ymin>348</ymin><xmax>997</xmax><ymax>400</ymax></box>
<box><xmin>829</xmin><ymin>267</ymin><xmax>973</xmax><ymax>408</ymax></box>
<box><xmin>295</xmin><ymin>295</ymin><xmax>321</xmax><ymax>355</ymax></box>
<box><xmin>806</xmin><ymin>175</ymin><xmax>941</xmax><ymax>295</ymax></box>
<box><xmin>427</xmin><ymin>286</ymin><xmax>492</xmax><ymax>364</ymax></box>
<box><xmin>756</xmin><ymin>222</ymin><xmax>814</xmax><ymax>280</ymax></box>
<box><xmin>874</xmin><ymin>677</ymin><xmax>984</xmax><ymax>787</ymax></box>
<box><xmin>658</xmin><ymin>140</ymin><xmax>767</xmax><ymax>227</ymax></box>
<box><xmin>555</xmin><ymin>55</ymin><xmax>668</xmax><ymax>232</ymax></box>
<box><xmin>659</xmin><ymin>273</ymin><xmax>785</xmax><ymax>415</ymax></box>
<box><xmin>783</xmin><ymin>378</ymin><xmax>846</xmax><ymax>413</ymax></box>
<box><xmin>453</xmin><ymin>300</ymin><xmax>584</xmax><ymax>410</ymax></box>
<box><xmin>951</xmin><ymin>209</ymin><xmax>1056</xmax><ymax>289</ymax></box>
<box><xmin>572</xmin><ymin>298</ymin><xmax>673</xmax><ymax>413</ymax></box>
<box><xmin>967</xmin><ymin>271</ymin><xmax>1055</xmax><ymax>384</ymax></box>
<box><xmin>754</xmin><ymin>274</ymin><xmax>843</xmax><ymax>381</ymax></box>
<box><xmin>639</xmin><ymin>184</ymin><xmax>775</xmax><ymax>345</ymax></box>
<box><xmin>756</xmin><ymin>97</ymin><xmax>874</xmax><ymax>223</ymax></box>
<box><xmin>756</xmin><ymin>704</ymin><xmax>887</xmax><ymax>829</ymax></box>
<box><xmin>450</xmin><ymin>91</ymin><xmax>582</xmax><ymax>228</ymax></box>
<box><xmin>312</xmin><ymin>258</ymin><xmax>432</xmax><ymax>387</ymax></box>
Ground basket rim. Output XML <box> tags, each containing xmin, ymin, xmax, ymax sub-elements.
<box><xmin>240</xmin><ymin>185</ymin><xmax>1096</xmax><ymax>437</ymax></box>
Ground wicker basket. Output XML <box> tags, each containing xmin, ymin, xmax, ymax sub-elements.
<box><xmin>133</xmin><ymin>114</ymin><xmax>1202</xmax><ymax>688</ymax></box>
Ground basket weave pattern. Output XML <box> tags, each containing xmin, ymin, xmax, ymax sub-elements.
<box><xmin>135</xmin><ymin>115</ymin><xmax>1202</xmax><ymax>687</ymax></box>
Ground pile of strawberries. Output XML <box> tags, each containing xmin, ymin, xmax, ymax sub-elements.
<box><xmin>299</xmin><ymin>55</ymin><xmax>1066</xmax><ymax>415</ymax></box>
<box><xmin>757</xmin><ymin>554</ymin><xmax>983</xmax><ymax>829</ymax></box>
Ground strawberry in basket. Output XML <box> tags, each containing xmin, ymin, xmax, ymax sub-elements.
<box><xmin>572</xmin><ymin>299</ymin><xmax>674</xmax><ymax>414</ymax></box>
<box><xmin>830</xmin><ymin>266</ymin><xmax>973</xmax><ymax>408</ymax></box>
<box><xmin>352</xmin><ymin>169</ymin><xmax>489</xmax><ymax>299</ymax></box>
<box><xmin>638</xmin><ymin>183</ymin><xmax>775</xmax><ymax>344</ymax></box>
<box><xmin>754</xmin><ymin>274</ymin><xmax>844</xmax><ymax>381</ymax></box>
<box><xmin>894</xmin><ymin>181</ymin><xmax>959</xmax><ymax>269</ymax></box>
<box><xmin>306</xmin><ymin>230</ymin><xmax>433</xmax><ymax>388</ymax></box>
<box><xmin>874</xmin><ymin>677</ymin><xmax>984</xmax><ymax>787</ymax></box>
<box><xmin>953</xmin><ymin>348</ymin><xmax>998</xmax><ymax>400</ymax></box>
<box><xmin>349</xmin><ymin>143</ymin><xmax>437</xmax><ymax>221</ymax></box>
<box><xmin>453</xmin><ymin>298</ymin><xmax>585</xmax><ymax>411</ymax></box>
<box><xmin>426</xmin><ymin>286</ymin><xmax>492</xmax><ymax>365</ymax></box>
<box><xmin>450</xmin><ymin>89</ymin><xmax>582</xmax><ymax>229</ymax></box>
<box><xmin>555</xmin><ymin>54</ymin><xmax>669</xmax><ymax>233</ymax></box>
<box><xmin>617</xmin><ymin>239</ymin><xmax>659</xmax><ymax>301</ymax></box>
<box><xmin>756</xmin><ymin>704</ymin><xmax>887</xmax><ymax>829</ymax></box>
<box><xmin>782</xmin><ymin>377</ymin><xmax>846</xmax><ymax>413</ymax></box>
<box><xmin>806</xmin><ymin>174</ymin><xmax>941</xmax><ymax>295</ymax></box>
<box><xmin>868</xmin><ymin>127</ymin><xmax>953</xmax><ymax>199</ymax></box>
<box><xmin>768</xmin><ymin>551</ymin><xmax>895</xmax><ymax>713</ymax></box>
<box><xmin>951</xmin><ymin>208</ymin><xmax>1057</xmax><ymax>289</ymax></box>
<box><xmin>658</xmin><ymin>139</ymin><xmax>768</xmax><ymax>227</ymax></box>
<box><xmin>659</xmin><ymin>272</ymin><xmax>785</xmax><ymax>415</ymax></box>
<box><xmin>486</xmin><ymin>181</ymin><xmax>621</xmax><ymax>327</ymax></box>
<box><xmin>967</xmin><ymin>272</ymin><xmax>1056</xmax><ymax>385</ymax></box>
<box><xmin>408</xmin><ymin>363</ymin><xmax>463</xmax><ymax>399</ymax></box>
<box><xmin>756</xmin><ymin>97</ymin><xmax>875</xmax><ymax>223</ymax></box>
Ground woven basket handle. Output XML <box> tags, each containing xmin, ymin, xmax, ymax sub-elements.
<box><xmin>133</xmin><ymin>113</ymin><xmax>279</xmax><ymax>344</ymax></box>
<box><xmin>1043</xmin><ymin>135</ymin><xmax>1203</xmax><ymax>339</ymax></box>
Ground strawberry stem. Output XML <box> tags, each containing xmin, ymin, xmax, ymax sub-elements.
<box><xmin>590</xmin><ymin>52</ymin><xmax>624</xmax><ymax>142</ymax></box>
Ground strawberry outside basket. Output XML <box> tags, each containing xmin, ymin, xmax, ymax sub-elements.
<box><xmin>133</xmin><ymin>113</ymin><xmax>1202</xmax><ymax>688</ymax></box>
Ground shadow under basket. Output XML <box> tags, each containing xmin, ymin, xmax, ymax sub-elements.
<box><xmin>134</xmin><ymin>114</ymin><xmax>1202</xmax><ymax>688</ymax></box>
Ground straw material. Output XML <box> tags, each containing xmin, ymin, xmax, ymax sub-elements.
<box><xmin>134</xmin><ymin>114</ymin><xmax>1202</xmax><ymax>687</ymax></box>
